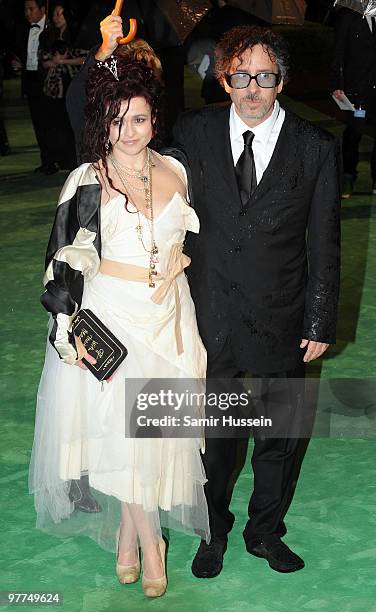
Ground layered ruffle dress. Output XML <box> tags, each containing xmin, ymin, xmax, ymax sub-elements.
<box><xmin>29</xmin><ymin>155</ymin><xmax>210</xmax><ymax>550</ymax></box>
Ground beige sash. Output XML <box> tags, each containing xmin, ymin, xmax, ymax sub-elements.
<box><xmin>99</xmin><ymin>243</ymin><xmax>191</xmax><ymax>355</ymax></box>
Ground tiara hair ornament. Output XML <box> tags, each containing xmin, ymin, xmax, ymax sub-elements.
<box><xmin>96</xmin><ymin>55</ymin><xmax>119</xmax><ymax>81</ymax></box>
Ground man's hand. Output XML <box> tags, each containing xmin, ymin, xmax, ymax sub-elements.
<box><xmin>300</xmin><ymin>339</ymin><xmax>329</xmax><ymax>363</ymax></box>
<box><xmin>95</xmin><ymin>13</ymin><xmax>124</xmax><ymax>61</ymax></box>
<box><xmin>333</xmin><ymin>89</ymin><xmax>345</xmax><ymax>99</ymax></box>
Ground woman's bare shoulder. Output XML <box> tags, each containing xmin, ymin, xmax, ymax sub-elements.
<box><xmin>152</xmin><ymin>151</ymin><xmax>187</xmax><ymax>195</ymax></box>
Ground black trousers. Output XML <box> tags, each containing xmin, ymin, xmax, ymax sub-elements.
<box><xmin>45</xmin><ymin>97</ymin><xmax>77</xmax><ymax>169</ymax></box>
<box><xmin>203</xmin><ymin>337</ymin><xmax>309</xmax><ymax>545</ymax></box>
<box><xmin>343</xmin><ymin>112</ymin><xmax>376</xmax><ymax>182</ymax></box>
<box><xmin>157</xmin><ymin>46</ymin><xmax>185</xmax><ymax>142</ymax></box>
<box><xmin>23</xmin><ymin>71</ymin><xmax>52</xmax><ymax>167</ymax></box>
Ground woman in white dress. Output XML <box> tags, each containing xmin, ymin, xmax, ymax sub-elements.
<box><xmin>29</xmin><ymin>56</ymin><xmax>209</xmax><ymax>598</ymax></box>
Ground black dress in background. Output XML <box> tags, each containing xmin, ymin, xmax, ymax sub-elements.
<box><xmin>39</xmin><ymin>25</ymin><xmax>87</xmax><ymax>170</ymax></box>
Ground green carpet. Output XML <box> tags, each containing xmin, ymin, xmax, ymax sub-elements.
<box><xmin>1</xmin><ymin>71</ymin><xmax>376</xmax><ymax>612</ymax></box>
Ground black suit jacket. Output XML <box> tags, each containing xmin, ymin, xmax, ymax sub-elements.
<box><xmin>331</xmin><ymin>8</ymin><xmax>376</xmax><ymax>110</ymax></box>
<box><xmin>173</xmin><ymin>104</ymin><xmax>341</xmax><ymax>373</ymax></box>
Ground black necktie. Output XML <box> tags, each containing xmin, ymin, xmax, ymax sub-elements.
<box><xmin>235</xmin><ymin>130</ymin><xmax>257</xmax><ymax>205</ymax></box>
<box><xmin>30</xmin><ymin>23</ymin><xmax>40</xmax><ymax>29</ymax></box>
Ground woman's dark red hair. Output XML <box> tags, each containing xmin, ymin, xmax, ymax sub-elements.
<box><xmin>81</xmin><ymin>56</ymin><xmax>164</xmax><ymax>206</ymax></box>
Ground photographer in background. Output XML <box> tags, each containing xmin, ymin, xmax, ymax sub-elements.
<box><xmin>331</xmin><ymin>8</ymin><xmax>376</xmax><ymax>198</ymax></box>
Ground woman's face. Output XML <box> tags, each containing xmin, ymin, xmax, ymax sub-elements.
<box><xmin>109</xmin><ymin>97</ymin><xmax>154</xmax><ymax>159</ymax></box>
<box><xmin>53</xmin><ymin>6</ymin><xmax>66</xmax><ymax>29</ymax></box>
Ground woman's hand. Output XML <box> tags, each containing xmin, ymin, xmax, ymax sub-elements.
<box><xmin>73</xmin><ymin>336</ymin><xmax>113</xmax><ymax>383</ymax></box>
<box><xmin>63</xmin><ymin>56</ymin><xmax>86</xmax><ymax>66</ymax></box>
<box><xmin>74</xmin><ymin>335</ymin><xmax>97</xmax><ymax>370</ymax></box>
<box><xmin>95</xmin><ymin>14</ymin><xmax>123</xmax><ymax>61</ymax></box>
<box><xmin>52</xmin><ymin>51</ymin><xmax>68</xmax><ymax>65</ymax></box>
<box><xmin>333</xmin><ymin>89</ymin><xmax>345</xmax><ymax>99</ymax></box>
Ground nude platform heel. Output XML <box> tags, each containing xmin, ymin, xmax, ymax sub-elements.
<box><xmin>142</xmin><ymin>538</ymin><xmax>167</xmax><ymax>598</ymax></box>
<box><xmin>115</xmin><ymin>528</ymin><xmax>140</xmax><ymax>585</ymax></box>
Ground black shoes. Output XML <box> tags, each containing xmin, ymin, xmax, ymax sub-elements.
<box><xmin>0</xmin><ymin>142</ymin><xmax>10</xmax><ymax>156</ymax></box>
<box><xmin>341</xmin><ymin>173</ymin><xmax>354</xmax><ymax>199</ymax></box>
<box><xmin>191</xmin><ymin>538</ymin><xmax>227</xmax><ymax>578</ymax></box>
<box><xmin>69</xmin><ymin>475</ymin><xmax>102</xmax><ymax>513</ymax></box>
<box><xmin>245</xmin><ymin>535</ymin><xmax>305</xmax><ymax>573</ymax></box>
<box><xmin>192</xmin><ymin>534</ymin><xmax>304</xmax><ymax>578</ymax></box>
<box><xmin>44</xmin><ymin>163</ymin><xmax>59</xmax><ymax>176</ymax></box>
<box><xmin>34</xmin><ymin>163</ymin><xmax>59</xmax><ymax>175</ymax></box>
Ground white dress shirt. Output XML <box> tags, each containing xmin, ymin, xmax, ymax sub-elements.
<box><xmin>366</xmin><ymin>16</ymin><xmax>376</xmax><ymax>33</ymax></box>
<box><xmin>229</xmin><ymin>100</ymin><xmax>285</xmax><ymax>184</ymax></box>
<box><xmin>26</xmin><ymin>15</ymin><xmax>46</xmax><ymax>71</ymax></box>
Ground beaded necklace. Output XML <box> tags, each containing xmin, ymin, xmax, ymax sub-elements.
<box><xmin>110</xmin><ymin>149</ymin><xmax>159</xmax><ymax>287</ymax></box>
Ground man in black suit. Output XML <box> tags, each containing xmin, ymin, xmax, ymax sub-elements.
<box><xmin>173</xmin><ymin>26</ymin><xmax>341</xmax><ymax>577</ymax></box>
<box><xmin>331</xmin><ymin>8</ymin><xmax>376</xmax><ymax>197</ymax></box>
<box><xmin>13</xmin><ymin>0</ymin><xmax>57</xmax><ymax>174</ymax></box>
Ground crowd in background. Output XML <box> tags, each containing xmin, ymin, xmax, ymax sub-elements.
<box><xmin>8</xmin><ymin>1</ymin><xmax>88</xmax><ymax>174</ymax></box>
<box><xmin>1</xmin><ymin>0</ymin><xmax>375</xmax><ymax>197</ymax></box>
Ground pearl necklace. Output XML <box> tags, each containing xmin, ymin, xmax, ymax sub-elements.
<box><xmin>110</xmin><ymin>149</ymin><xmax>154</xmax><ymax>203</ymax></box>
<box><xmin>110</xmin><ymin>152</ymin><xmax>148</xmax><ymax>176</ymax></box>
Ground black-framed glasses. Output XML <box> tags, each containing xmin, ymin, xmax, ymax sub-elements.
<box><xmin>225</xmin><ymin>72</ymin><xmax>282</xmax><ymax>89</ymax></box>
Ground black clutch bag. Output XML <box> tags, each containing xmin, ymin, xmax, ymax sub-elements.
<box><xmin>71</xmin><ymin>309</ymin><xmax>127</xmax><ymax>381</ymax></box>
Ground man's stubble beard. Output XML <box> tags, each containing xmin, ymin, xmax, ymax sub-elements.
<box><xmin>238</xmin><ymin>94</ymin><xmax>272</xmax><ymax>121</ymax></box>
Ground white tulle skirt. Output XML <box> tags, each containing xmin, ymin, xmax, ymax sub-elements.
<box><xmin>29</xmin><ymin>272</ymin><xmax>210</xmax><ymax>551</ymax></box>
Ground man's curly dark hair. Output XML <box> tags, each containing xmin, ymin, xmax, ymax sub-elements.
<box><xmin>215</xmin><ymin>25</ymin><xmax>291</xmax><ymax>85</ymax></box>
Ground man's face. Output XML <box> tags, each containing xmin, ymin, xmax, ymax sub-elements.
<box><xmin>24</xmin><ymin>1</ymin><xmax>45</xmax><ymax>24</ymax></box>
<box><xmin>223</xmin><ymin>44</ymin><xmax>283</xmax><ymax>127</ymax></box>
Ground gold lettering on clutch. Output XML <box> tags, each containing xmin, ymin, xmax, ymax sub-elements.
<box><xmin>102</xmin><ymin>356</ymin><xmax>114</xmax><ymax>370</ymax></box>
<box><xmin>83</xmin><ymin>334</ymin><xmax>93</xmax><ymax>347</ymax></box>
<box><xmin>95</xmin><ymin>348</ymin><xmax>104</xmax><ymax>359</ymax></box>
<box><xmin>78</xmin><ymin>328</ymin><xmax>88</xmax><ymax>340</ymax></box>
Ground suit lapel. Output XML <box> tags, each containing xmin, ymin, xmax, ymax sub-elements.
<box><xmin>204</xmin><ymin>105</ymin><xmax>242</xmax><ymax>206</ymax></box>
<box><xmin>202</xmin><ymin>105</ymin><xmax>297</xmax><ymax>207</ymax></box>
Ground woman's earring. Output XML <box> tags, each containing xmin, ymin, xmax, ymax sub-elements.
<box><xmin>105</xmin><ymin>141</ymin><xmax>110</xmax><ymax>153</ymax></box>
